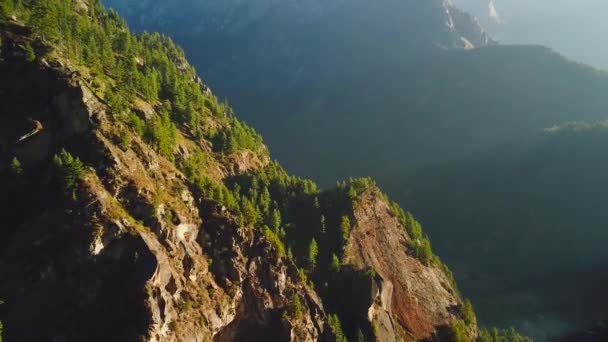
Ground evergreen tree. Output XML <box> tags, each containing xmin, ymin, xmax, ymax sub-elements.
<box><xmin>269</xmin><ymin>208</ymin><xmax>282</xmax><ymax>231</ymax></box>
<box><xmin>29</xmin><ymin>0</ymin><xmax>60</xmax><ymax>40</ymax></box>
<box><xmin>330</xmin><ymin>253</ymin><xmax>341</xmax><ymax>273</ymax></box>
<box><xmin>10</xmin><ymin>157</ymin><xmax>22</xmax><ymax>177</ymax></box>
<box><xmin>52</xmin><ymin>149</ymin><xmax>85</xmax><ymax>198</ymax></box>
<box><xmin>308</xmin><ymin>238</ymin><xmax>318</xmax><ymax>271</ymax></box>
<box><xmin>320</xmin><ymin>214</ymin><xmax>326</xmax><ymax>234</ymax></box>
<box><xmin>327</xmin><ymin>314</ymin><xmax>347</xmax><ymax>342</ymax></box>
<box><xmin>340</xmin><ymin>216</ymin><xmax>351</xmax><ymax>244</ymax></box>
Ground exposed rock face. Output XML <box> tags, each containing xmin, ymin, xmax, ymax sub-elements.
<box><xmin>0</xmin><ymin>30</ymin><xmax>325</xmax><ymax>342</ymax></box>
<box><xmin>343</xmin><ymin>188</ymin><xmax>466</xmax><ymax>341</ymax></box>
<box><xmin>448</xmin><ymin>5</ymin><xmax>496</xmax><ymax>48</ymax></box>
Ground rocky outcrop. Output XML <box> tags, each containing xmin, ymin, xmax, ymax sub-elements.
<box><xmin>0</xmin><ymin>32</ymin><xmax>326</xmax><ymax>341</ymax></box>
<box><xmin>343</xmin><ymin>188</ymin><xmax>467</xmax><ymax>341</ymax></box>
<box><xmin>448</xmin><ymin>5</ymin><xmax>496</xmax><ymax>48</ymax></box>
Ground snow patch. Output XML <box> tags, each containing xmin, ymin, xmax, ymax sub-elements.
<box><xmin>489</xmin><ymin>1</ymin><xmax>503</xmax><ymax>23</ymax></box>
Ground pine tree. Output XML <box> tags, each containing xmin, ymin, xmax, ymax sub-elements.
<box><xmin>320</xmin><ymin>215</ymin><xmax>326</xmax><ymax>234</ymax></box>
<box><xmin>29</xmin><ymin>0</ymin><xmax>60</xmax><ymax>40</ymax></box>
<box><xmin>330</xmin><ymin>253</ymin><xmax>341</xmax><ymax>273</ymax></box>
<box><xmin>10</xmin><ymin>157</ymin><xmax>22</xmax><ymax>177</ymax></box>
<box><xmin>340</xmin><ymin>216</ymin><xmax>351</xmax><ymax>244</ymax></box>
<box><xmin>308</xmin><ymin>239</ymin><xmax>318</xmax><ymax>271</ymax></box>
<box><xmin>269</xmin><ymin>208</ymin><xmax>282</xmax><ymax>231</ymax></box>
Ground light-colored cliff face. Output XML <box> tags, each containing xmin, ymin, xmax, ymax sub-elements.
<box><xmin>344</xmin><ymin>188</ymin><xmax>469</xmax><ymax>341</ymax></box>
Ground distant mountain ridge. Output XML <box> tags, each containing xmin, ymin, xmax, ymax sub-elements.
<box><xmin>107</xmin><ymin>0</ymin><xmax>494</xmax><ymax>49</ymax></box>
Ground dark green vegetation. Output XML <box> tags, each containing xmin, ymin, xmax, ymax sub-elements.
<box><xmin>103</xmin><ymin>1</ymin><xmax>608</xmax><ymax>339</ymax></box>
<box><xmin>400</xmin><ymin>124</ymin><xmax>608</xmax><ymax>339</ymax></box>
<box><xmin>0</xmin><ymin>1</ymin><xmax>533</xmax><ymax>341</ymax></box>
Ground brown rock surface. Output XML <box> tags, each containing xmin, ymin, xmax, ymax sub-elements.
<box><xmin>344</xmin><ymin>188</ymin><xmax>464</xmax><ymax>341</ymax></box>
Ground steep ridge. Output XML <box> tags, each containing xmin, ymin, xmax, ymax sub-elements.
<box><xmin>0</xmin><ymin>21</ymin><xmax>325</xmax><ymax>341</ymax></box>
<box><xmin>0</xmin><ymin>1</ymin><xmax>531</xmax><ymax>341</ymax></box>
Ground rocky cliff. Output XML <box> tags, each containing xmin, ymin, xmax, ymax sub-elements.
<box><xmin>0</xmin><ymin>1</ymin><xmax>513</xmax><ymax>341</ymax></box>
<box><xmin>344</xmin><ymin>188</ymin><xmax>467</xmax><ymax>341</ymax></box>
<box><xmin>0</xmin><ymin>21</ymin><xmax>327</xmax><ymax>341</ymax></box>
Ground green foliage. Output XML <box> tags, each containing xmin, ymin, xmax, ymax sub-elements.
<box><xmin>449</xmin><ymin>319</ymin><xmax>469</xmax><ymax>342</ymax></box>
<box><xmin>10</xmin><ymin>157</ymin><xmax>22</xmax><ymax>177</ymax></box>
<box><xmin>340</xmin><ymin>216</ymin><xmax>351</xmax><ymax>244</ymax></box>
<box><xmin>127</xmin><ymin>112</ymin><xmax>146</xmax><ymax>137</ymax></box>
<box><xmin>0</xmin><ymin>0</ymin><xmax>14</xmax><ymax>19</ymax></box>
<box><xmin>118</xmin><ymin>129</ymin><xmax>131</xmax><ymax>150</ymax></box>
<box><xmin>308</xmin><ymin>238</ymin><xmax>318</xmax><ymax>271</ymax></box>
<box><xmin>478</xmin><ymin>327</ymin><xmax>533</xmax><ymax>342</ymax></box>
<box><xmin>145</xmin><ymin>110</ymin><xmax>177</xmax><ymax>160</ymax></box>
<box><xmin>327</xmin><ymin>313</ymin><xmax>348</xmax><ymax>342</ymax></box>
<box><xmin>462</xmin><ymin>299</ymin><xmax>476</xmax><ymax>326</ymax></box>
<box><xmin>211</xmin><ymin>119</ymin><xmax>263</xmax><ymax>154</ymax></box>
<box><xmin>24</xmin><ymin>43</ymin><xmax>36</xmax><ymax>62</ymax></box>
<box><xmin>413</xmin><ymin>236</ymin><xmax>433</xmax><ymax>266</ymax></box>
<box><xmin>52</xmin><ymin>149</ymin><xmax>85</xmax><ymax>198</ymax></box>
<box><xmin>330</xmin><ymin>253</ymin><xmax>341</xmax><ymax>273</ymax></box>
<box><xmin>284</xmin><ymin>294</ymin><xmax>304</xmax><ymax>321</ymax></box>
<box><xmin>8</xmin><ymin>0</ymin><xmax>267</xmax><ymax>166</ymax></box>
<box><xmin>263</xmin><ymin>226</ymin><xmax>285</xmax><ymax>257</ymax></box>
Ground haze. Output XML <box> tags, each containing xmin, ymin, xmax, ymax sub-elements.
<box><xmin>453</xmin><ymin>0</ymin><xmax>608</xmax><ymax>70</ymax></box>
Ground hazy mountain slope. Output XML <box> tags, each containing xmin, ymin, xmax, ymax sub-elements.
<box><xmin>399</xmin><ymin>124</ymin><xmax>608</xmax><ymax>340</ymax></box>
<box><xmin>103</xmin><ymin>0</ymin><xmax>608</xmax><ymax>187</ymax></box>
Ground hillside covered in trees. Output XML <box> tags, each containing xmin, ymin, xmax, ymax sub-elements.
<box><xmin>0</xmin><ymin>1</ymin><xmax>531</xmax><ymax>341</ymax></box>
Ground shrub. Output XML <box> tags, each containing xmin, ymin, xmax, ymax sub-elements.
<box><xmin>413</xmin><ymin>236</ymin><xmax>433</xmax><ymax>266</ymax></box>
<box><xmin>284</xmin><ymin>294</ymin><xmax>304</xmax><ymax>321</ymax></box>
<box><xmin>10</xmin><ymin>157</ymin><xmax>22</xmax><ymax>177</ymax></box>
<box><xmin>119</xmin><ymin>129</ymin><xmax>131</xmax><ymax>150</ymax></box>
<box><xmin>327</xmin><ymin>314</ymin><xmax>348</xmax><ymax>342</ymax></box>
<box><xmin>448</xmin><ymin>319</ymin><xmax>468</xmax><ymax>342</ymax></box>
<box><xmin>462</xmin><ymin>299</ymin><xmax>476</xmax><ymax>326</ymax></box>
<box><xmin>24</xmin><ymin>43</ymin><xmax>36</xmax><ymax>62</ymax></box>
<box><xmin>263</xmin><ymin>226</ymin><xmax>285</xmax><ymax>257</ymax></box>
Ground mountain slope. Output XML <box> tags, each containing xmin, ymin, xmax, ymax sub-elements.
<box><xmin>0</xmin><ymin>1</ymin><xmax>529</xmax><ymax>341</ymax></box>
<box><xmin>399</xmin><ymin>123</ymin><xmax>608</xmax><ymax>339</ymax></box>
<box><xmin>103</xmin><ymin>0</ymin><xmax>608</xmax><ymax>187</ymax></box>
